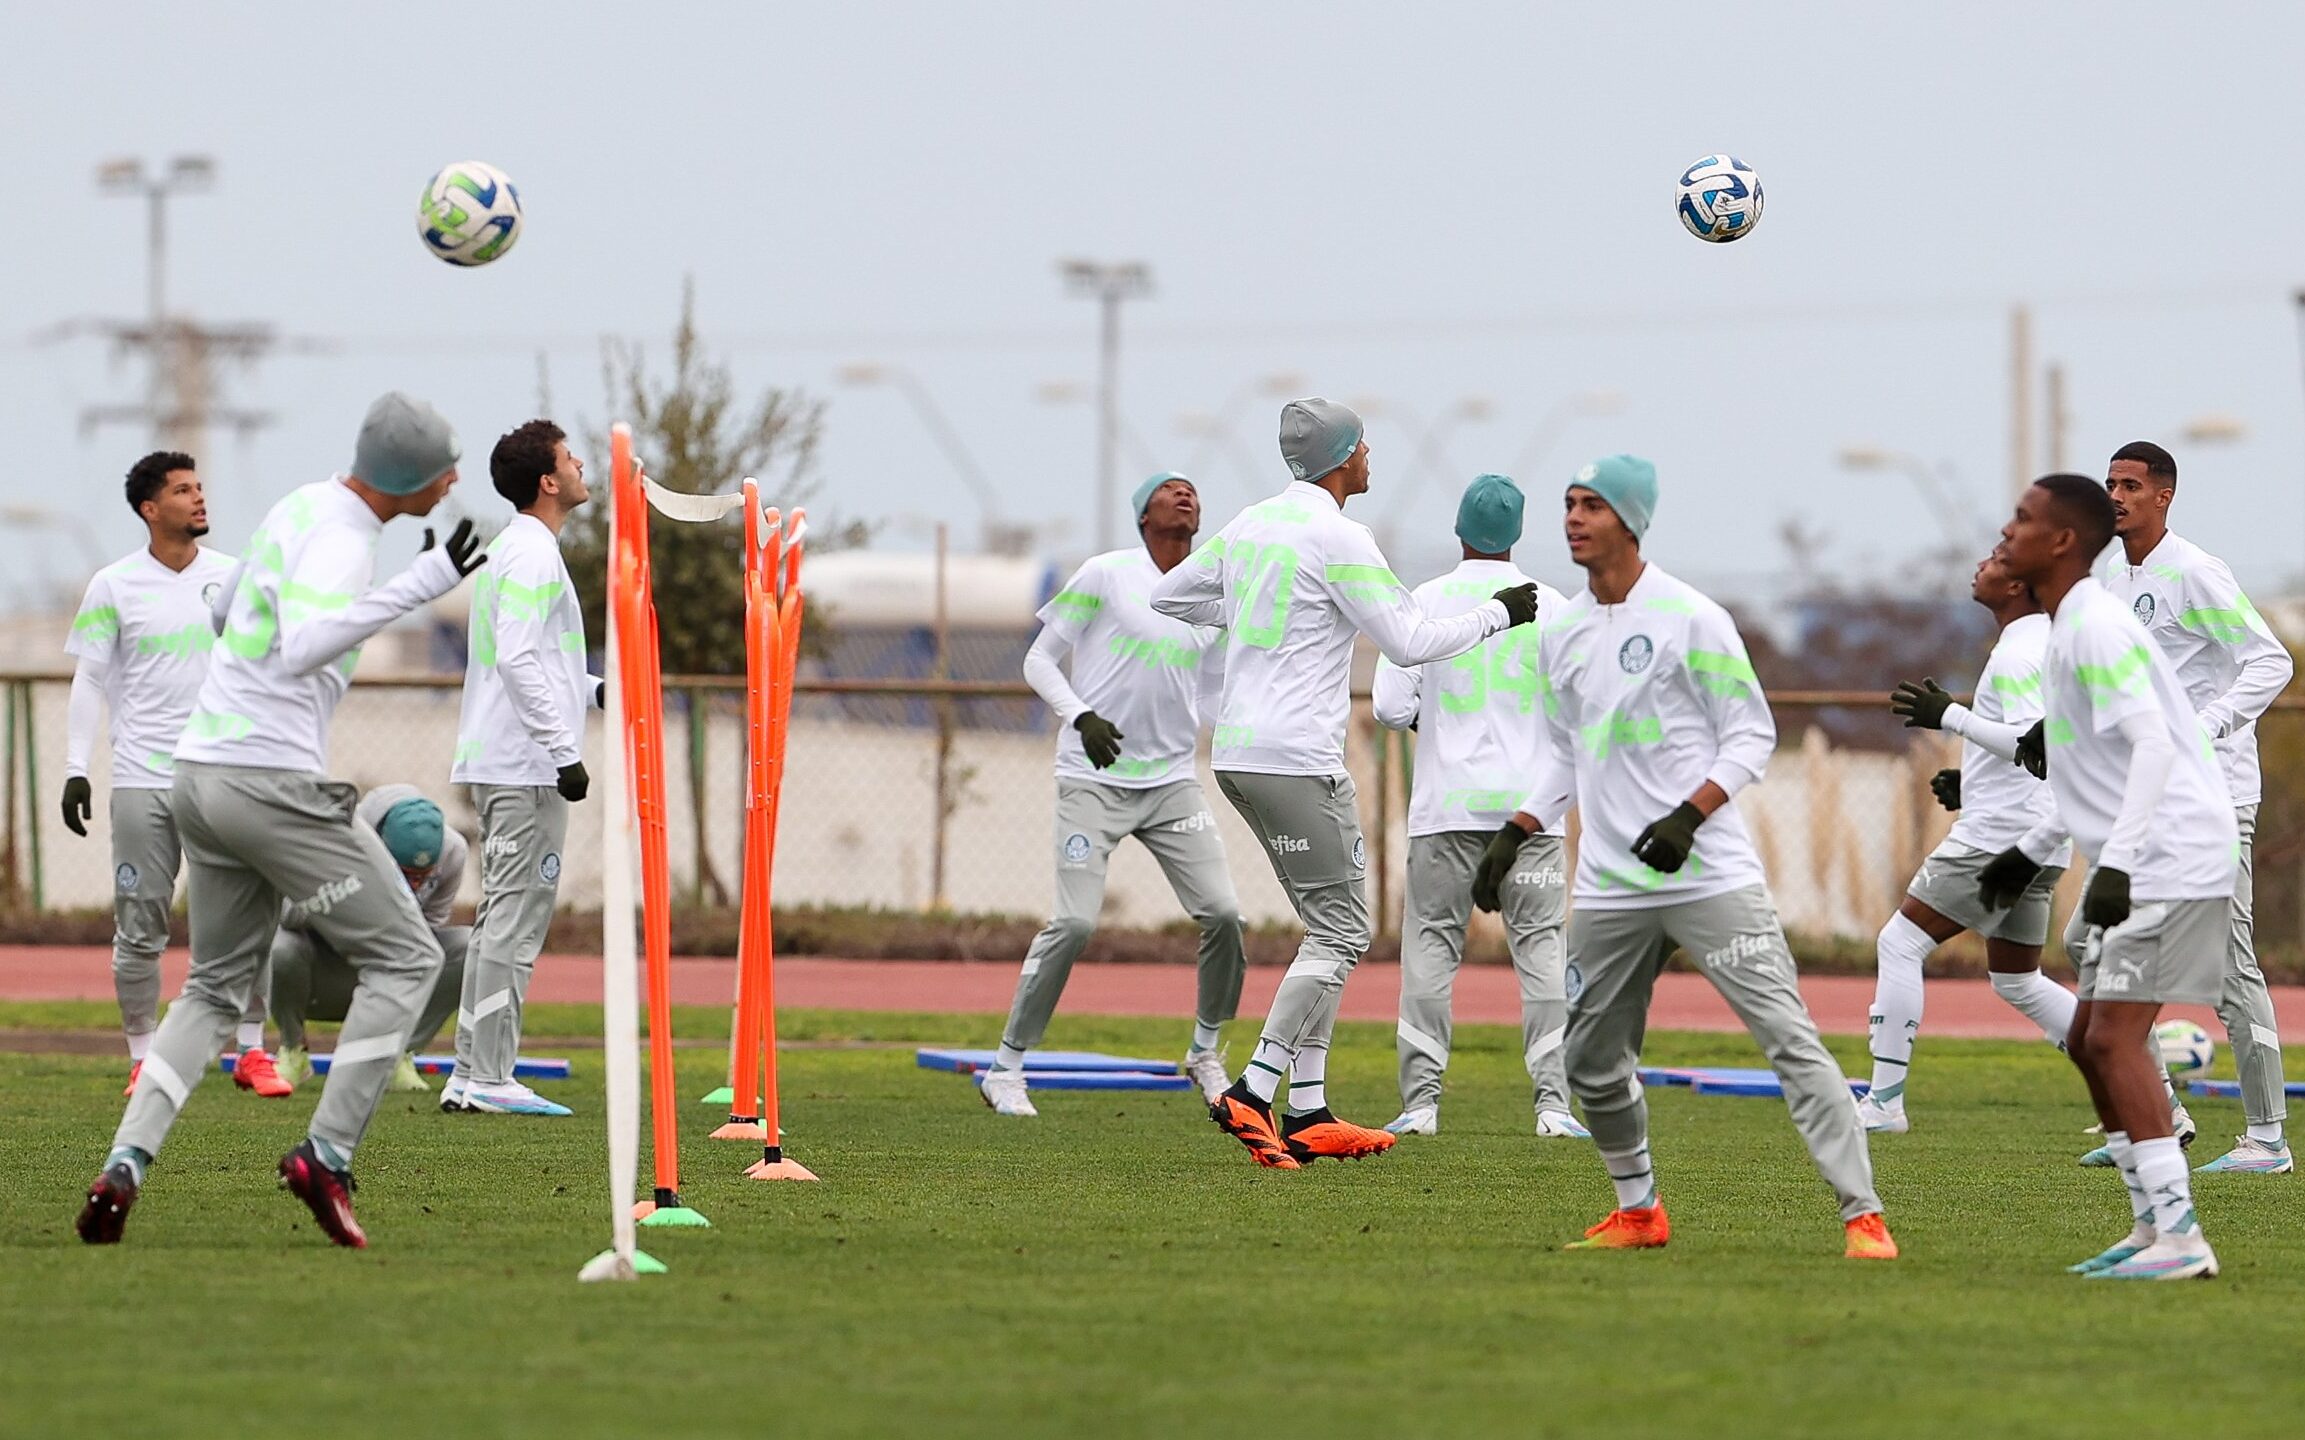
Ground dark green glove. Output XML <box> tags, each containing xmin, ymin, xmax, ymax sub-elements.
<box><xmin>61</xmin><ymin>776</ymin><xmax>92</xmax><ymax>837</ymax></box>
<box><xmin>1976</xmin><ymin>847</ymin><xmax>2042</xmax><ymax>911</ymax></box>
<box><xmin>1074</xmin><ymin>711</ymin><xmax>1124</xmax><ymax>769</ymax></box>
<box><xmin>1492</xmin><ymin>583</ymin><xmax>1540</xmax><ymax>629</ymax></box>
<box><xmin>421</xmin><ymin>518</ymin><xmax>489</xmax><ymax>577</ymax></box>
<box><xmin>1889</xmin><ymin>677</ymin><xmax>1954</xmax><ymax>730</ymax></box>
<box><xmin>557</xmin><ymin>761</ymin><xmax>590</xmax><ymax>802</ymax></box>
<box><xmin>2082</xmin><ymin>866</ymin><xmax>2131</xmax><ymax>929</ymax></box>
<box><xmin>2014</xmin><ymin>721</ymin><xmax>2047</xmax><ymax>780</ymax></box>
<box><xmin>1630</xmin><ymin>801</ymin><xmax>1704</xmax><ymax>875</ymax></box>
<box><xmin>1929</xmin><ymin>768</ymin><xmax>1960</xmax><ymax>813</ymax></box>
<box><xmin>1471</xmin><ymin>821</ymin><xmax>1529</xmax><ymax>913</ymax></box>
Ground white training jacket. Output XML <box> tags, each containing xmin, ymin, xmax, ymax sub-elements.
<box><xmin>177</xmin><ymin>479</ymin><xmax>467</xmax><ymax>774</ymax></box>
<box><xmin>2017</xmin><ymin>578</ymin><xmax>2235</xmax><ymax>901</ymax></box>
<box><xmin>1372</xmin><ymin>558</ymin><xmax>1567</xmax><ymax>837</ymax></box>
<box><xmin>1515</xmin><ymin>564</ymin><xmax>1774</xmax><ymax>909</ymax></box>
<box><xmin>64</xmin><ymin>546</ymin><xmax>240</xmax><ymax>789</ymax></box>
<box><xmin>1149</xmin><ymin>482</ymin><xmax>1509</xmax><ymax>777</ymax></box>
<box><xmin>1023</xmin><ymin>546</ymin><xmax>1225</xmax><ymax>789</ymax></box>
<box><xmin>1933</xmin><ymin>613</ymin><xmax>2070</xmax><ymax>863</ymax></box>
<box><xmin>2095</xmin><ymin>529</ymin><xmax>2292</xmax><ymax>809</ymax></box>
<box><xmin>452</xmin><ymin>514</ymin><xmax>593</xmax><ymax>786</ymax></box>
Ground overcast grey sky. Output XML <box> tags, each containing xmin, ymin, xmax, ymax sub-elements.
<box><xmin>6</xmin><ymin>2</ymin><xmax>2303</xmax><ymax>612</ymax></box>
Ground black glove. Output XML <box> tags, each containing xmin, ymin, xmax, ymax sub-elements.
<box><xmin>1889</xmin><ymin>677</ymin><xmax>1954</xmax><ymax>730</ymax></box>
<box><xmin>2082</xmin><ymin>866</ymin><xmax>2131</xmax><ymax>929</ymax></box>
<box><xmin>557</xmin><ymin>761</ymin><xmax>591</xmax><ymax>802</ymax></box>
<box><xmin>2014</xmin><ymin>721</ymin><xmax>2047</xmax><ymax>780</ymax></box>
<box><xmin>1976</xmin><ymin>846</ymin><xmax>2043</xmax><ymax>911</ymax></box>
<box><xmin>1631</xmin><ymin>801</ymin><xmax>1705</xmax><ymax>875</ymax></box>
<box><xmin>1929</xmin><ymin>768</ymin><xmax>1961</xmax><ymax>813</ymax></box>
<box><xmin>61</xmin><ymin>776</ymin><xmax>92</xmax><ymax>837</ymax></box>
<box><xmin>1493</xmin><ymin>583</ymin><xmax>1541</xmax><ymax>629</ymax></box>
<box><xmin>422</xmin><ymin>519</ymin><xmax>489</xmax><ymax>577</ymax></box>
<box><xmin>1074</xmin><ymin>711</ymin><xmax>1124</xmax><ymax>769</ymax></box>
<box><xmin>593</xmin><ymin>678</ymin><xmax>607</xmax><ymax>710</ymax></box>
<box><xmin>1471</xmin><ymin>821</ymin><xmax>1530</xmax><ymax>913</ymax></box>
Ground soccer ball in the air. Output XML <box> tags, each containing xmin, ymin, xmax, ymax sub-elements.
<box><xmin>1676</xmin><ymin>154</ymin><xmax>1763</xmax><ymax>243</ymax></box>
<box><xmin>2154</xmin><ymin>1019</ymin><xmax>2214</xmax><ymax>1075</ymax></box>
<box><xmin>418</xmin><ymin>161</ymin><xmax>523</xmax><ymax>267</ymax></box>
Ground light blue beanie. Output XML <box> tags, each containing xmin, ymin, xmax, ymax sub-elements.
<box><xmin>377</xmin><ymin>798</ymin><xmax>446</xmax><ymax>870</ymax></box>
<box><xmin>1132</xmin><ymin>471</ymin><xmax>1192</xmax><ymax>521</ymax></box>
<box><xmin>1569</xmin><ymin>454</ymin><xmax>1657</xmax><ymax>540</ymax></box>
<box><xmin>1277</xmin><ymin>397</ymin><xmax>1364</xmax><ymax>483</ymax></box>
<box><xmin>1454</xmin><ymin>474</ymin><xmax>1524</xmax><ymax>554</ymax></box>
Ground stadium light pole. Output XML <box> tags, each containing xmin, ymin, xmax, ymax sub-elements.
<box><xmin>838</xmin><ymin>362</ymin><xmax>1024</xmax><ymax>554</ymax></box>
<box><xmin>1057</xmin><ymin>259</ymin><xmax>1153</xmax><ymax>552</ymax></box>
<box><xmin>97</xmin><ymin>155</ymin><xmax>215</xmax><ymax>333</ymax></box>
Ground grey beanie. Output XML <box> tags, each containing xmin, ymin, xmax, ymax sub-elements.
<box><xmin>352</xmin><ymin>391</ymin><xmax>461</xmax><ymax>496</ymax></box>
<box><xmin>1278</xmin><ymin>397</ymin><xmax>1364</xmax><ymax>483</ymax></box>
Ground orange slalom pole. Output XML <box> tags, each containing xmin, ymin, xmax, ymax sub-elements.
<box><xmin>746</xmin><ymin>508</ymin><xmax>815</xmax><ymax>1181</ymax></box>
<box><xmin>712</xmin><ymin>491</ymin><xmax>778</xmax><ymax>1141</ymax></box>
<box><xmin>614</xmin><ymin>434</ymin><xmax>705</xmax><ymax>1226</ymax></box>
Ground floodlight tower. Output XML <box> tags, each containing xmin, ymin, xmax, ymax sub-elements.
<box><xmin>1057</xmin><ymin>259</ymin><xmax>1153</xmax><ymax>552</ymax></box>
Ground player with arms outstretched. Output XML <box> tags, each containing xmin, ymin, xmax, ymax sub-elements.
<box><xmin>1151</xmin><ymin>398</ymin><xmax>1538</xmax><ymax>1167</ymax></box>
<box><xmin>1474</xmin><ymin>456</ymin><xmax>1892</xmax><ymax>1259</ymax></box>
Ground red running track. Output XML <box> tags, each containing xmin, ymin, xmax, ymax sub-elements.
<box><xmin>0</xmin><ymin>944</ymin><xmax>2255</xmax><ymax>1039</ymax></box>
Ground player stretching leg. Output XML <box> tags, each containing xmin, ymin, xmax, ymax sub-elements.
<box><xmin>1370</xmin><ymin>474</ymin><xmax>1582</xmax><ymax>1140</ymax></box>
<box><xmin>1865</xmin><ymin>556</ymin><xmax>2077</xmax><ymax>1131</ymax></box>
<box><xmin>1981</xmin><ymin>474</ymin><xmax>2235</xmax><ymax>1279</ymax></box>
<box><xmin>982</xmin><ymin>473</ymin><xmax>1246</xmax><ymax>1117</ymax></box>
<box><xmin>2097</xmin><ymin>441</ymin><xmax>2292</xmax><ymax>1175</ymax></box>
<box><xmin>445</xmin><ymin>420</ymin><xmax>597</xmax><ymax>1117</ymax></box>
<box><xmin>63</xmin><ymin>453</ymin><xmax>288</xmax><ymax>1098</ymax></box>
<box><xmin>76</xmin><ymin>392</ymin><xmax>488</xmax><ymax>1248</ymax></box>
<box><xmin>1474</xmin><ymin>456</ymin><xmax>1892</xmax><ymax>1259</ymax></box>
<box><xmin>1152</xmin><ymin>399</ymin><xmax>1537</xmax><ymax>1167</ymax></box>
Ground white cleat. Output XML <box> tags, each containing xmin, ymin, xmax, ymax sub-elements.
<box><xmin>439</xmin><ymin>1076</ymin><xmax>472</xmax><ymax>1114</ymax></box>
<box><xmin>1182</xmin><ymin>1049</ymin><xmax>1229</xmax><ymax>1105</ymax></box>
<box><xmin>1535</xmin><ymin>1109</ymin><xmax>1590</xmax><ymax>1140</ymax></box>
<box><xmin>978</xmin><ymin>1066</ymin><xmax>1037</xmax><ymax>1117</ymax></box>
<box><xmin>2174</xmin><ymin>1105</ymin><xmax>2198</xmax><ymax>1149</ymax></box>
<box><xmin>1382</xmin><ymin>1105</ymin><xmax>1438</xmax><ymax>1136</ymax></box>
<box><xmin>2087</xmin><ymin>1230</ymin><xmax>2218</xmax><ymax>1281</ymax></box>
<box><xmin>465</xmin><ymin>1080</ymin><xmax>573</xmax><ymax>1117</ymax></box>
<box><xmin>1856</xmin><ymin>1096</ymin><xmax>1910</xmax><ymax>1134</ymax></box>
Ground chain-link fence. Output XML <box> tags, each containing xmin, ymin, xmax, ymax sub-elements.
<box><xmin>6</xmin><ymin>672</ymin><xmax>2304</xmax><ymax>975</ymax></box>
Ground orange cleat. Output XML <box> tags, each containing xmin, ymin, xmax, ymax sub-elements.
<box><xmin>123</xmin><ymin>1060</ymin><xmax>142</xmax><ymax>1098</ymax></box>
<box><xmin>1209</xmin><ymin>1081</ymin><xmax>1300</xmax><ymax>1169</ymax></box>
<box><xmin>1844</xmin><ymin>1212</ymin><xmax>1899</xmax><ymax>1260</ymax></box>
<box><xmin>1281</xmin><ymin>1108</ymin><xmax>1398</xmax><ymax>1163</ymax></box>
<box><xmin>1564</xmin><ymin>1204</ymin><xmax>1672</xmax><ymax>1250</ymax></box>
<box><xmin>234</xmin><ymin>1047</ymin><xmax>294</xmax><ymax>1098</ymax></box>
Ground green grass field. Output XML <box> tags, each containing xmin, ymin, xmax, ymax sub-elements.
<box><xmin>5</xmin><ymin>1002</ymin><xmax>2304</xmax><ymax>1439</ymax></box>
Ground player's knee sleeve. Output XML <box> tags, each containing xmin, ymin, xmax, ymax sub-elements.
<box><xmin>1988</xmin><ymin>970</ymin><xmax>2036</xmax><ymax>1005</ymax></box>
<box><xmin>1876</xmin><ymin>912</ymin><xmax>1935</xmax><ymax>980</ymax></box>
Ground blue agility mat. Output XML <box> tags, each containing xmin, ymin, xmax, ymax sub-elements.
<box><xmin>2187</xmin><ymin>1078</ymin><xmax>2305</xmax><ymax>1099</ymax></box>
<box><xmin>1638</xmin><ymin>1065</ymin><xmax>1868</xmax><ymax>1099</ymax></box>
<box><xmin>916</xmin><ymin>1048</ymin><xmax>1181</xmax><ymax>1076</ymax></box>
<box><xmin>221</xmin><ymin>1052</ymin><xmax>571</xmax><ymax>1080</ymax></box>
<box><xmin>1010</xmin><ymin>1070</ymin><xmax>1193</xmax><ymax>1092</ymax></box>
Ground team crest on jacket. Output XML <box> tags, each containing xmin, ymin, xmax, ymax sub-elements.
<box><xmin>1063</xmin><ymin>833</ymin><xmax>1092</xmax><ymax>864</ymax></box>
<box><xmin>1618</xmin><ymin>635</ymin><xmax>1655</xmax><ymax>674</ymax></box>
<box><xmin>540</xmin><ymin>852</ymin><xmax>562</xmax><ymax>883</ymax></box>
<box><xmin>115</xmin><ymin>863</ymin><xmax>140</xmax><ymax>894</ymax></box>
<box><xmin>2133</xmin><ymin>594</ymin><xmax>2157</xmax><ymax>625</ymax></box>
<box><xmin>201</xmin><ymin>582</ymin><xmax>221</xmax><ymax>607</ymax></box>
<box><xmin>1564</xmin><ymin>962</ymin><xmax>1585</xmax><ymax>1003</ymax></box>
<box><xmin>1352</xmin><ymin>836</ymin><xmax>1366</xmax><ymax>870</ymax></box>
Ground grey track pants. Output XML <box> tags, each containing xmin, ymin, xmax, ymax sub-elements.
<box><xmin>273</xmin><ymin>924</ymin><xmax>469</xmax><ymax>1055</ymax></box>
<box><xmin>453</xmin><ymin>785</ymin><xmax>568</xmax><ymax>1087</ymax></box>
<box><xmin>1399</xmin><ymin>829</ymin><xmax>1570</xmax><ymax>1115</ymax></box>
<box><xmin>109</xmin><ymin>786</ymin><xmax>261</xmax><ymax>1039</ymax></box>
<box><xmin>1001</xmin><ymin>778</ymin><xmax>1245</xmax><ymax>1052</ymax></box>
<box><xmin>1566</xmin><ymin>885</ymin><xmax>1880</xmax><ymax>1222</ymax></box>
<box><xmin>2219</xmin><ymin>806</ymin><xmax>2286</xmax><ymax>1127</ymax></box>
<box><xmin>113</xmin><ymin>762</ymin><xmax>444</xmax><ymax>1165</ymax></box>
<box><xmin>1215</xmin><ymin>771</ymin><xmax>1370</xmax><ymax>1074</ymax></box>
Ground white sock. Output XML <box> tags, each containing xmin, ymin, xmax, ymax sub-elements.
<box><xmin>1287</xmin><ymin>1043</ymin><xmax>1329</xmax><ymax>1116</ymax></box>
<box><xmin>1244</xmin><ymin>1039</ymin><xmax>1290</xmax><ymax>1103</ymax></box>
<box><xmin>2131</xmin><ymin>1135</ymin><xmax>2200</xmax><ymax>1239</ymax></box>
<box><xmin>1599</xmin><ymin>1142</ymin><xmax>1657</xmax><ymax>1210</ymax></box>
<box><xmin>236</xmin><ymin>1021</ymin><xmax>264</xmax><ymax>1051</ymax></box>
<box><xmin>124</xmin><ymin>1030</ymin><xmax>152</xmax><ymax>1062</ymax></box>
<box><xmin>1867</xmin><ymin>913</ymin><xmax>1932</xmax><ymax>1105</ymax></box>
<box><xmin>993</xmin><ymin>1043</ymin><xmax>1027</xmax><ymax>1072</ymax></box>
<box><xmin>2247</xmin><ymin>1121</ymin><xmax>2285</xmax><ymax>1145</ymax></box>
<box><xmin>2104</xmin><ymin>1130</ymin><xmax>2153</xmax><ymax>1231</ymax></box>
<box><xmin>1189</xmin><ymin>1021</ymin><xmax>1222</xmax><ymax>1054</ymax></box>
<box><xmin>1988</xmin><ymin>969</ymin><xmax>2076</xmax><ymax>1048</ymax></box>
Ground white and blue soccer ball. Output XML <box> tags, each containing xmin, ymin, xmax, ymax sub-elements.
<box><xmin>2155</xmin><ymin>1019</ymin><xmax>2214</xmax><ymax>1075</ymax></box>
<box><xmin>1676</xmin><ymin>154</ymin><xmax>1763</xmax><ymax>243</ymax></box>
<box><xmin>417</xmin><ymin>160</ymin><xmax>523</xmax><ymax>267</ymax></box>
